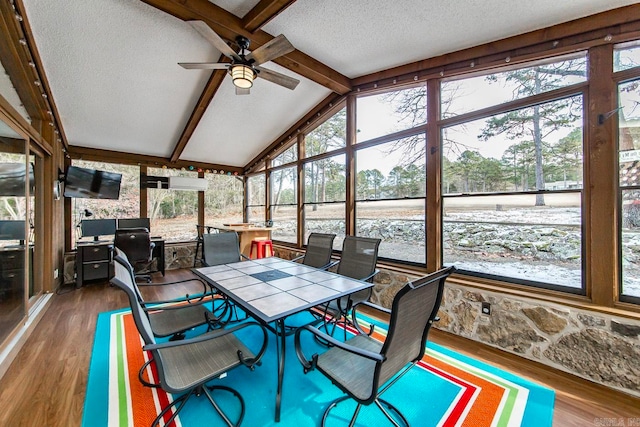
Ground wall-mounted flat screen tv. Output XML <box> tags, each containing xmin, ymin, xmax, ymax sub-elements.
<box><xmin>63</xmin><ymin>166</ymin><xmax>122</xmax><ymax>199</ymax></box>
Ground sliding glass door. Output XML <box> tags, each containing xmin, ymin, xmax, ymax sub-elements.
<box><xmin>0</xmin><ymin>116</ymin><xmax>28</xmax><ymax>346</ymax></box>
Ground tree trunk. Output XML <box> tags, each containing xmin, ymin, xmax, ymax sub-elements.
<box><xmin>533</xmin><ymin>72</ymin><xmax>545</xmax><ymax>206</ymax></box>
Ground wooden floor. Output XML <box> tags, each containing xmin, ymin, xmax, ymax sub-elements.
<box><xmin>0</xmin><ymin>269</ymin><xmax>639</xmax><ymax>427</ymax></box>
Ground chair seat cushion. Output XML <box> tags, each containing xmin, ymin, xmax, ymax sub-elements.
<box><xmin>316</xmin><ymin>334</ymin><xmax>383</xmax><ymax>402</ymax></box>
<box><xmin>148</xmin><ymin>304</ymin><xmax>210</xmax><ymax>337</ymax></box>
<box><xmin>158</xmin><ymin>331</ymin><xmax>254</xmax><ymax>392</ymax></box>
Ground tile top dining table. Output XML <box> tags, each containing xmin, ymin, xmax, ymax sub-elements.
<box><xmin>192</xmin><ymin>257</ymin><xmax>373</xmax><ymax>422</ymax></box>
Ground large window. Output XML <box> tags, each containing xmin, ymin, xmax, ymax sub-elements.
<box><xmin>270</xmin><ymin>166</ymin><xmax>297</xmax><ymax>243</ymax></box>
<box><xmin>305</xmin><ymin>108</ymin><xmax>346</xmax><ymax>157</ymax></box>
<box><xmin>355</xmin><ymin>136</ymin><xmax>426</xmax><ymax>263</ymax></box>
<box><xmin>617</xmin><ymin>43</ymin><xmax>640</xmax><ymax>301</ymax></box>
<box><xmin>147</xmin><ymin>167</ymin><xmax>197</xmax><ymax>241</ymax></box>
<box><xmin>441</xmin><ymin>56</ymin><xmax>586</xmax><ymax>291</ymax></box>
<box><xmin>303</xmin><ymin>154</ymin><xmax>345</xmax><ymax>249</ymax></box>
<box><xmin>204</xmin><ymin>173</ymin><xmax>243</xmax><ymax>226</ymax></box>
<box><xmin>246</xmin><ymin>174</ymin><xmax>265</xmax><ymax>224</ymax></box>
<box><xmin>71</xmin><ymin>160</ymin><xmax>139</xmax><ymax>243</ymax></box>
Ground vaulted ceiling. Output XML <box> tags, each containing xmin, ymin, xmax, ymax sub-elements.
<box><xmin>2</xmin><ymin>0</ymin><xmax>638</xmax><ymax>170</ymax></box>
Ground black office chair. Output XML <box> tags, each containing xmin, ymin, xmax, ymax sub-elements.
<box><xmin>295</xmin><ymin>267</ymin><xmax>455</xmax><ymax>427</ymax></box>
<box><xmin>292</xmin><ymin>233</ymin><xmax>336</xmax><ymax>269</ymax></box>
<box><xmin>115</xmin><ymin>227</ymin><xmax>155</xmax><ymax>282</ymax></box>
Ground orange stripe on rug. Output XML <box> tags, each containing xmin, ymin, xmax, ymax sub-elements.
<box><xmin>122</xmin><ymin>313</ymin><xmax>170</xmax><ymax>427</ymax></box>
<box><xmin>366</xmin><ymin>324</ymin><xmax>504</xmax><ymax>426</ymax></box>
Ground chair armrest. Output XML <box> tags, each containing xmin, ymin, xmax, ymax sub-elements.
<box><xmin>325</xmin><ymin>260</ymin><xmax>339</xmax><ymax>270</ymax></box>
<box><xmin>144</xmin><ymin>321</ymin><xmax>269</xmax><ymax>368</ymax></box>
<box><xmin>361</xmin><ymin>269</ymin><xmax>380</xmax><ymax>283</ymax></box>
<box><xmin>291</xmin><ymin>255</ymin><xmax>304</xmax><ymax>262</ymax></box>
<box><xmin>294</xmin><ymin>324</ymin><xmax>384</xmax><ymax>373</ymax></box>
<box><xmin>241</xmin><ymin>254</ymin><xmax>250</xmax><ymax>261</ymax></box>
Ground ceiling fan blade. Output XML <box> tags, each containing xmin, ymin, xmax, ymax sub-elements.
<box><xmin>247</xmin><ymin>35</ymin><xmax>295</xmax><ymax>66</ymax></box>
<box><xmin>236</xmin><ymin>87</ymin><xmax>251</xmax><ymax>95</ymax></box>
<box><xmin>255</xmin><ymin>66</ymin><xmax>300</xmax><ymax>90</ymax></box>
<box><xmin>188</xmin><ymin>20</ymin><xmax>240</xmax><ymax>61</ymax></box>
<box><xmin>178</xmin><ymin>62</ymin><xmax>229</xmax><ymax>70</ymax></box>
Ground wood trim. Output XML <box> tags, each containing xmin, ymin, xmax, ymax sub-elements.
<box><xmin>141</xmin><ymin>0</ymin><xmax>351</xmax><ymax>94</ymax></box>
<box><xmin>140</xmin><ymin>165</ymin><xmax>148</xmax><ymax>218</ymax></box>
<box><xmin>241</xmin><ymin>0</ymin><xmax>296</xmax><ymax>33</ymax></box>
<box><xmin>586</xmin><ymin>44</ymin><xmax>617</xmax><ymax>307</ymax></box>
<box><xmin>244</xmin><ymin>92</ymin><xmax>344</xmax><ymax>173</ymax></box>
<box><xmin>426</xmin><ymin>79</ymin><xmax>441</xmax><ymax>272</ymax></box>
<box><xmin>353</xmin><ymin>6</ymin><xmax>640</xmax><ymax>87</ymax></box>
<box><xmin>345</xmin><ymin>94</ymin><xmax>356</xmax><ymax>236</ymax></box>
<box><xmin>67</xmin><ymin>146</ymin><xmax>243</xmax><ymax>174</ymax></box>
<box><xmin>296</xmin><ymin>133</ymin><xmax>304</xmax><ymax>246</ymax></box>
<box><xmin>169</xmin><ymin>55</ymin><xmax>230</xmax><ymax>163</ymax></box>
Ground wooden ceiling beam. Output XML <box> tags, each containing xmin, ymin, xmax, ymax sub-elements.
<box><xmin>141</xmin><ymin>0</ymin><xmax>351</xmax><ymax>94</ymax></box>
<box><xmin>68</xmin><ymin>145</ymin><xmax>243</xmax><ymax>174</ymax></box>
<box><xmin>169</xmin><ymin>55</ymin><xmax>230</xmax><ymax>163</ymax></box>
<box><xmin>242</xmin><ymin>0</ymin><xmax>297</xmax><ymax>33</ymax></box>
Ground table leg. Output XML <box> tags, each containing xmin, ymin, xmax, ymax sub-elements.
<box><xmin>275</xmin><ymin>319</ymin><xmax>285</xmax><ymax>422</ymax></box>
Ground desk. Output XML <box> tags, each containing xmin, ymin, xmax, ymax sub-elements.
<box><xmin>211</xmin><ymin>225</ymin><xmax>275</xmax><ymax>258</ymax></box>
<box><xmin>193</xmin><ymin>257</ymin><xmax>372</xmax><ymax>422</ymax></box>
<box><xmin>75</xmin><ymin>238</ymin><xmax>165</xmax><ymax>287</ymax></box>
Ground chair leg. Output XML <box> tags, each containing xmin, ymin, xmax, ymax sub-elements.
<box><xmin>138</xmin><ymin>358</ymin><xmax>160</xmax><ymax>388</ymax></box>
<box><xmin>203</xmin><ymin>385</ymin><xmax>245</xmax><ymax>427</ymax></box>
<box><xmin>151</xmin><ymin>388</ymin><xmax>194</xmax><ymax>427</ymax></box>
<box><xmin>321</xmin><ymin>395</ymin><xmax>409</xmax><ymax>427</ymax></box>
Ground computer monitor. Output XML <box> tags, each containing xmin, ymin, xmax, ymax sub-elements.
<box><xmin>81</xmin><ymin>219</ymin><xmax>117</xmax><ymax>241</ymax></box>
<box><xmin>117</xmin><ymin>217</ymin><xmax>150</xmax><ymax>230</ymax></box>
<box><xmin>0</xmin><ymin>220</ymin><xmax>26</xmax><ymax>242</ymax></box>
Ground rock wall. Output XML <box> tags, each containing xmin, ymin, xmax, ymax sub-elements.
<box><xmin>274</xmin><ymin>245</ymin><xmax>640</xmax><ymax>398</ymax></box>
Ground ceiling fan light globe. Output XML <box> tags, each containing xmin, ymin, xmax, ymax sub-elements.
<box><xmin>231</xmin><ymin>64</ymin><xmax>255</xmax><ymax>89</ymax></box>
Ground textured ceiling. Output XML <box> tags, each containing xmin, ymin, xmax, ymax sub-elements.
<box><xmin>13</xmin><ymin>0</ymin><xmax>640</xmax><ymax>169</ymax></box>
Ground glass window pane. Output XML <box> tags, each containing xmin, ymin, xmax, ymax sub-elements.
<box><xmin>442</xmin><ymin>96</ymin><xmax>584</xmax><ymax>195</ymax></box>
<box><xmin>355</xmin><ymin>199</ymin><xmax>425</xmax><ymax>264</ymax></box>
<box><xmin>247</xmin><ymin>206</ymin><xmax>265</xmax><ymax>224</ymax></box>
<box><xmin>72</xmin><ymin>160</ymin><xmax>140</xmax><ymax>243</ymax></box>
<box><xmin>247</xmin><ymin>174</ymin><xmax>265</xmax><ymax>206</ymax></box>
<box><xmin>443</xmin><ymin>193</ymin><xmax>582</xmax><ymax>289</ymax></box>
<box><xmin>304</xmin><ymin>203</ymin><xmax>345</xmax><ymax>250</ymax></box>
<box><xmin>619</xmin><ymin>79</ymin><xmax>640</xmax><ymax>188</ymax></box>
<box><xmin>204</xmin><ymin>174</ymin><xmax>243</xmax><ymax>226</ymax></box>
<box><xmin>147</xmin><ymin>167</ymin><xmax>197</xmax><ymax>241</ymax></box>
<box><xmin>304</xmin><ymin>154</ymin><xmax>345</xmax><ymax>203</ymax></box>
<box><xmin>621</xmin><ymin>188</ymin><xmax>640</xmax><ymax>298</ymax></box>
<box><xmin>305</xmin><ymin>108</ymin><xmax>346</xmax><ymax>157</ymax></box>
<box><xmin>272</xmin><ymin>145</ymin><xmax>297</xmax><ymax>167</ymax></box>
<box><xmin>356</xmin><ymin>136</ymin><xmax>426</xmax><ymax>200</ymax></box>
<box><xmin>614</xmin><ymin>43</ymin><xmax>640</xmax><ymax>72</ymax></box>
<box><xmin>271</xmin><ymin>205</ymin><xmax>296</xmax><ymax>244</ymax></box>
<box><xmin>271</xmin><ymin>167</ymin><xmax>297</xmax><ymax>205</ymax></box>
<box><xmin>356</xmin><ymin>85</ymin><xmax>426</xmax><ymax>142</ymax></box>
<box><xmin>442</xmin><ymin>55</ymin><xmax>587</xmax><ymax>118</ymax></box>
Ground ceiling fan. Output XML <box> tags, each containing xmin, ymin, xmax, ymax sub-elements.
<box><xmin>179</xmin><ymin>20</ymin><xmax>300</xmax><ymax>95</ymax></box>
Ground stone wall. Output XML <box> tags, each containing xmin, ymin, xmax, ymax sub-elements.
<box><xmin>274</xmin><ymin>245</ymin><xmax>640</xmax><ymax>398</ymax></box>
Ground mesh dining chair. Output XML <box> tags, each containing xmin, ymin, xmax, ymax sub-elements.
<box><xmin>202</xmin><ymin>231</ymin><xmax>249</xmax><ymax>323</ymax></box>
<box><xmin>115</xmin><ymin>227</ymin><xmax>155</xmax><ymax>282</ymax></box>
<box><xmin>295</xmin><ymin>266</ymin><xmax>455</xmax><ymax>427</ymax></box>
<box><xmin>111</xmin><ymin>253</ymin><xmax>268</xmax><ymax>427</ymax></box>
<box><xmin>293</xmin><ymin>233</ymin><xmax>336</xmax><ymax>269</ymax></box>
<box><xmin>319</xmin><ymin>236</ymin><xmax>381</xmax><ymax>338</ymax></box>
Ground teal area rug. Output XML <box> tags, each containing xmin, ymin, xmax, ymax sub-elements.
<box><xmin>82</xmin><ymin>306</ymin><xmax>555</xmax><ymax>426</ymax></box>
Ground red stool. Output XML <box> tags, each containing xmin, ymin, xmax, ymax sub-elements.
<box><xmin>250</xmin><ymin>239</ymin><xmax>274</xmax><ymax>259</ymax></box>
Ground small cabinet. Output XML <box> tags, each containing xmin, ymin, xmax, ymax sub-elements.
<box><xmin>76</xmin><ymin>243</ymin><xmax>112</xmax><ymax>288</ymax></box>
